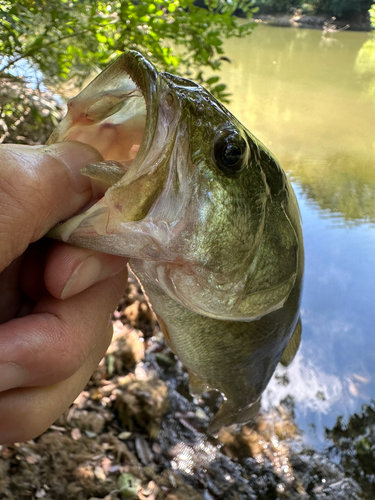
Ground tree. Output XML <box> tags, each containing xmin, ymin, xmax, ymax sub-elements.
<box><xmin>0</xmin><ymin>0</ymin><xmax>256</xmax><ymax>144</ymax></box>
<box><xmin>370</xmin><ymin>2</ymin><xmax>375</xmax><ymax>26</ymax></box>
<box><xmin>317</xmin><ymin>0</ymin><xmax>373</xmax><ymax>17</ymax></box>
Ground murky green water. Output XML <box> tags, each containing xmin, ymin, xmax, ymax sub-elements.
<box><xmin>222</xmin><ymin>24</ymin><xmax>375</xmax><ymax>448</ymax></box>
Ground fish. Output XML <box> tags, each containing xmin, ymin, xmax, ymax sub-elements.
<box><xmin>47</xmin><ymin>50</ymin><xmax>304</xmax><ymax>433</ymax></box>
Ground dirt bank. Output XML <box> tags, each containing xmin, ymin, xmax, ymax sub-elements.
<box><xmin>253</xmin><ymin>11</ymin><xmax>372</xmax><ymax>31</ymax></box>
<box><xmin>0</xmin><ymin>276</ymin><xmax>365</xmax><ymax>500</ymax></box>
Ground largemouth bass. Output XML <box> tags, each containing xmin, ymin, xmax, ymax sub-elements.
<box><xmin>48</xmin><ymin>51</ymin><xmax>304</xmax><ymax>433</ymax></box>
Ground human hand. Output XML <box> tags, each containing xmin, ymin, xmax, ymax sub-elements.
<box><xmin>0</xmin><ymin>141</ymin><xmax>128</xmax><ymax>444</ymax></box>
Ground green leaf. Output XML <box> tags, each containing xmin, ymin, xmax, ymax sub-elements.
<box><xmin>96</xmin><ymin>33</ymin><xmax>107</xmax><ymax>43</ymax></box>
<box><xmin>206</xmin><ymin>76</ymin><xmax>220</xmax><ymax>85</ymax></box>
<box><xmin>213</xmin><ymin>83</ymin><xmax>227</xmax><ymax>93</ymax></box>
<box><xmin>118</xmin><ymin>473</ymin><xmax>141</xmax><ymax>498</ymax></box>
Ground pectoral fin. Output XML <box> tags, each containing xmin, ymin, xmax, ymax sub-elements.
<box><xmin>280</xmin><ymin>317</ymin><xmax>302</xmax><ymax>367</ymax></box>
<box><xmin>187</xmin><ymin>369</ymin><xmax>210</xmax><ymax>398</ymax></box>
<box><xmin>208</xmin><ymin>398</ymin><xmax>261</xmax><ymax>435</ymax></box>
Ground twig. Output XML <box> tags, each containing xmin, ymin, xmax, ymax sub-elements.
<box><xmin>0</xmin><ymin>30</ymin><xmax>89</xmax><ymax>74</ymax></box>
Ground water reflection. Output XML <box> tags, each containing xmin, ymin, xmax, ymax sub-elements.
<box><xmin>355</xmin><ymin>37</ymin><xmax>375</xmax><ymax>100</ymax></box>
<box><xmin>220</xmin><ymin>25</ymin><xmax>375</xmax><ymax>446</ymax></box>
<box><xmin>264</xmin><ymin>350</ymin><xmax>347</xmax><ymax>416</ymax></box>
<box><xmin>289</xmin><ymin>153</ymin><xmax>375</xmax><ymax>223</ymax></box>
<box><xmin>221</xmin><ymin>25</ymin><xmax>375</xmax><ymax>223</ymax></box>
<box><xmin>326</xmin><ymin>401</ymin><xmax>375</xmax><ymax>499</ymax></box>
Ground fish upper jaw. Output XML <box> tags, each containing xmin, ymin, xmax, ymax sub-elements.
<box><xmin>47</xmin><ymin>51</ymin><xmax>158</xmax><ymax>161</ymax></box>
<box><xmin>47</xmin><ymin>51</ymin><xmax>189</xmax><ymax>252</ymax></box>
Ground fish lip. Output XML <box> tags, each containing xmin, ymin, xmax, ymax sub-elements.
<box><xmin>119</xmin><ymin>50</ymin><xmax>159</xmax><ymax>164</ymax></box>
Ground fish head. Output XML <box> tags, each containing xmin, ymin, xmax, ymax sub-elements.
<box><xmin>48</xmin><ymin>50</ymin><xmax>301</xmax><ymax>323</ymax></box>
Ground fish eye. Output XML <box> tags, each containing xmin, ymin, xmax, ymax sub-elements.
<box><xmin>213</xmin><ymin>130</ymin><xmax>247</xmax><ymax>174</ymax></box>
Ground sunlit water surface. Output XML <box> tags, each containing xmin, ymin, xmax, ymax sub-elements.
<box><xmin>221</xmin><ymin>24</ymin><xmax>375</xmax><ymax>448</ymax></box>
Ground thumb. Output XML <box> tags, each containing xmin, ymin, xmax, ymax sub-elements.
<box><xmin>0</xmin><ymin>141</ymin><xmax>103</xmax><ymax>272</ymax></box>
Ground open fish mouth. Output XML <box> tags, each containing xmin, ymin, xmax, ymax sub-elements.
<box><xmin>47</xmin><ymin>51</ymin><xmax>179</xmax><ymax>244</ymax></box>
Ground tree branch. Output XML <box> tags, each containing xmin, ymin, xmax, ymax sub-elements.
<box><xmin>0</xmin><ymin>30</ymin><xmax>89</xmax><ymax>74</ymax></box>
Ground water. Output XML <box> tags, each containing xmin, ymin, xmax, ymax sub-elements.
<box><xmin>221</xmin><ymin>24</ymin><xmax>375</xmax><ymax>448</ymax></box>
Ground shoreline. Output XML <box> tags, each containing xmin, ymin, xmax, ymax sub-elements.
<box><xmin>252</xmin><ymin>11</ymin><xmax>373</xmax><ymax>32</ymax></box>
<box><xmin>192</xmin><ymin>1</ymin><xmax>373</xmax><ymax>31</ymax></box>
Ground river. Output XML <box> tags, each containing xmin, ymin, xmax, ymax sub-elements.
<box><xmin>221</xmin><ymin>24</ymin><xmax>375</xmax><ymax>448</ymax></box>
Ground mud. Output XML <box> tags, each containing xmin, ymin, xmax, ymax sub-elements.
<box><xmin>0</xmin><ymin>275</ymin><xmax>365</xmax><ymax>499</ymax></box>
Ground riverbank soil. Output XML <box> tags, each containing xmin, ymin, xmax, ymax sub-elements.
<box><xmin>254</xmin><ymin>11</ymin><xmax>372</xmax><ymax>31</ymax></box>
<box><xmin>0</xmin><ymin>275</ymin><xmax>364</xmax><ymax>499</ymax></box>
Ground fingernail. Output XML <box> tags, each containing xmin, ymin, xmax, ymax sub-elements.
<box><xmin>0</xmin><ymin>362</ymin><xmax>27</xmax><ymax>392</ymax></box>
<box><xmin>45</xmin><ymin>142</ymin><xmax>103</xmax><ymax>193</ymax></box>
<box><xmin>61</xmin><ymin>256</ymin><xmax>102</xmax><ymax>299</ymax></box>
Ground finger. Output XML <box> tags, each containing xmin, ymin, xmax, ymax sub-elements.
<box><xmin>43</xmin><ymin>242</ymin><xmax>128</xmax><ymax>300</ymax></box>
<box><xmin>0</xmin><ymin>142</ymin><xmax>103</xmax><ymax>272</ymax></box>
<box><xmin>0</xmin><ymin>267</ymin><xmax>127</xmax><ymax>392</ymax></box>
<box><xmin>0</xmin><ymin>320</ymin><xmax>113</xmax><ymax>444</ymax></box>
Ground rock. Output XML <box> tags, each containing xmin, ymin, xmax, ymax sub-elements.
<box><xmin>114</xmin><ymin>377</ymin><xmax>168</xmax><ymax>437</ymax></box>
<box><xmin>107</xmin><ymin>321</ymin><xmax>145</xmax><ymax>372</ymax></box>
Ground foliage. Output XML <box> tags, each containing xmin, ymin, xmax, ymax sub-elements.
<box><xmin>0</xmin><ymin>0</ymin><xmax>256</xmax><ymax>144</ymax></box>
<box><xmin>326</xmin><ymin>402</ymin><xmax>375</xmax><ymax>499</ymax></box>
<box><xmin>0</xmin><ymin>75</ymin><xmax>62</xmax><ymax>144</ymax></box>
<box><xmin>253</xmin><ymin>0</ymin><xmax>301</xmax><ymax>14</ymax></box>
<box><xmin>314</xmin><ymin>0</ymin><xmax>374</xmax><ymax>17</ymax></box>
<box><xmin>370</xmin><ymin>2</ymin><xmax>375</xmax><ymax>26</ymax></box>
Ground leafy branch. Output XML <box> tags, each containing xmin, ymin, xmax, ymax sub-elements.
<box><xmin>0</xmin><ymin>30</ymin><xmax>89</xmax><ymax>74</ymax></box>
<box><xmin>0</xmin><ymin>0</ymin><xmax>256</xmax><ymax>144</ymax></box>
